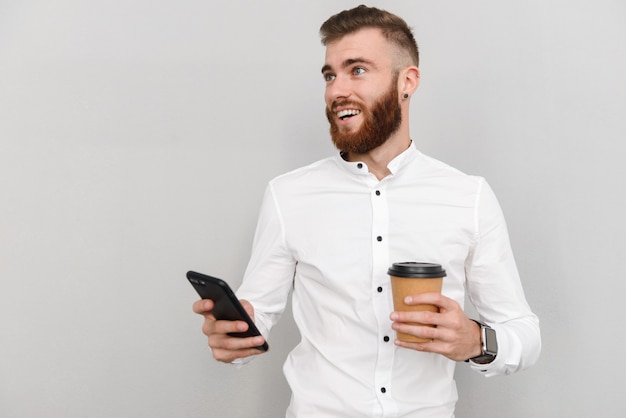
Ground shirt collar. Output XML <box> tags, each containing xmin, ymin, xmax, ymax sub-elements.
<box><xmin>387</xmin><ymin>141</ymin><xmax>418</xmax><ymax>175</ymax></box>
<box><xmin>336</xmin><ymin>141</ymin><xmax>419</xmax><ymax>177</ymax></box>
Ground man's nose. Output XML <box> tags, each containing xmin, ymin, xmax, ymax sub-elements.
<box><xmin>326</xmin><ymin>75</ymin><xmax>351</xmax><ymax>103</ymax></box>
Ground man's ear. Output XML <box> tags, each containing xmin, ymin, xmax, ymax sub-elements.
<box><xmin>400</xmin><ymin>66</ymin><xmax>420</xmax><ymax>97</ymax></box>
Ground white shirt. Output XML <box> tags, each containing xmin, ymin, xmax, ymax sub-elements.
<box><xmin>237</xmin><ymin>144</ymin><xmax>541</xmax><ymax>417</ymax></box>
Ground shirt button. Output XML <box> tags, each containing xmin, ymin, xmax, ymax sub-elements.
<box><xmin>357</xmin><ymin>163</ymin><xmax>363</xmax><ymax>169</ymax></box>
<box><xmin>381</xmin><ymin>387</ymin><xmax>387</xmax><ymax>393</ymax></box>
<box><xmin>377</xmin><ymin>236</ymin><xmax>383</xmax><ymax>242</ymax></box>
<box><xmin>375</xmin><ymin>190</ymin><xmax>381</xmax><ymax>196</ymax></box>
<box><xmin>383</xmin><ymin>336</ymin><xmax>390</xmax><ymax>342</ymax></box>
<box><xmin>377</xmin><ymin>286</ymin><xmax>383</xmax><ymax>293</ymax></box>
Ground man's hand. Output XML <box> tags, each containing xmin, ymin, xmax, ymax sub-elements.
<box><xmin>192</xmin><ymin>298</ymin><xmax>268</xmax><ymax>363</ymax></box>
<box><xmin>390</xmin><ymin>292</ymin><xmax>482</xmax><ymax>361</ymax></box>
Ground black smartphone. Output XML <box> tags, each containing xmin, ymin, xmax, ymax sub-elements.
<box><xmin>186</xmin><ymin>270</ymin><xmax>268</xmax><ymax>351</ymax></box>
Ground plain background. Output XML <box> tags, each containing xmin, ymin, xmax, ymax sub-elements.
<box><xmin>1</xmin><ymin>1</ymin><xmax>625</xmax><ymax>417</ymax></box>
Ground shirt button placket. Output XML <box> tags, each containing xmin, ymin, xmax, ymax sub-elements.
<box><xmin>375</xmin><ymin>190</ymin><xmax>384</xmax><ymax>244</ymax></box>
<box><xmin>371</xmin><ymin>184</ymin><xmax>393</xmax><ymax>414</ymax></box>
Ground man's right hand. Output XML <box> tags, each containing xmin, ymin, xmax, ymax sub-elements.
<box><xmin>192</xmin><ymin>298</ymin><xmax>268</xmax><ymax>363</ymax></box>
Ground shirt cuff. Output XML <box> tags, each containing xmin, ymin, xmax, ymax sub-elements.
<box><xmin>468</xmin><ymin>323</ymin><xmax>520</xmax><ymax>377</ymax></box>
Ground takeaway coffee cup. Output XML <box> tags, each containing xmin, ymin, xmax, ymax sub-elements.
<box><xmin>388</xmin><ymin>262</ymin><xmax>446</xmax><ymax>343</ymax></box>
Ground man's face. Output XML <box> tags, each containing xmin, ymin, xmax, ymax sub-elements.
<box><xmin>326</xmin><ymin>76</ymin><xmax>401</xmax><ymax>155</ymax></box>
<box><xmin>322</xmin><ymin>28</ymin><xmax>402</xmax><ymax>154</ymax></box>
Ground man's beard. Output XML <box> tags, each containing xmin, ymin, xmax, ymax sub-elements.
<box><xmin>326</xmin><ymin>79</ymin><xmax>402</xmax><ymax>155</ymax></box>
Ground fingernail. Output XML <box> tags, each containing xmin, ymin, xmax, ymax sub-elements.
<box><xmin>404</xmin><ymin>296</ymin><xmax>413</xmax><ymax>304</ymax></box>
<box><xmin>390</xmin><ymin>312</ymin><xmax>398</xmax><ymax>320</ymax></box>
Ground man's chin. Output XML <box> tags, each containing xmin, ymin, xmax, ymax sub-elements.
<box><xmin>332</xmin><ymin>138</ymin><xmax>366</xmax><ymax>154</ymax></box>
<box><xmin>332</xmin><ymin>131</ymin><xmax>392</xmax><ymax>155</ymax></box>
<box><xmin>336</xmin><ymin>121</ymin><xmax>360</xmax><ymax>134</ymax></box>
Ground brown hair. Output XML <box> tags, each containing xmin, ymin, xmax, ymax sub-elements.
<box><xmin>320</xmin><ymin>5</ymin><xmax>419</xmax><ymax>67</ymax></box>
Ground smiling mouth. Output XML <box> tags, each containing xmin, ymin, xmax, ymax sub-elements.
<box><xmin>337</xmin><ymin>109</ymin><xmax>361</xmax><ymax>121</ymax></box>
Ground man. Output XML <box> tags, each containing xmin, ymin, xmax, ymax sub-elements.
<box><xmin>193</xmin><ymin>5</ymin><xmax>541</xmax><ymax>417</ymax></box>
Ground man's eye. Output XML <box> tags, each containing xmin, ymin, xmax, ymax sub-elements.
<box><xmin>324</xmin><ymin>73</ymin><xmax>336</xmax><ymax>82</ymax></box>
<box><xmin>353</xmin><ymin>67</ymin><xmax>366</xmax><ymax>75</ymax></box>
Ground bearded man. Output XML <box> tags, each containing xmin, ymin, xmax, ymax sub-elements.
<box><xmin>194</xmin><ymin>5</ymin><xmax>541</xmax><ymax>417</ymax></box>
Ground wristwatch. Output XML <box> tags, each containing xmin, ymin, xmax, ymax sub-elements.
<box><xmin>466</xmin><ymin>320</ymin><xmax>498</xmax><ymax>364</ymax></box>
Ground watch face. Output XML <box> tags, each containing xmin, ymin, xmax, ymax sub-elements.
<box><xmin>484</xmin><ymin>327</ymin><xmax>498</xmax><ymax>355</ymax></box>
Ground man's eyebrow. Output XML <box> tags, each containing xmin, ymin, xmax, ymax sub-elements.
<box><xmin>321</xmin><ymin>57</ymin><xmax>376</xmax><ymax>74</ymax></box>
<box><xmin>343</xmin><ymin>57</ymin><xmax>375</xmax><ymax>68</ymax></box>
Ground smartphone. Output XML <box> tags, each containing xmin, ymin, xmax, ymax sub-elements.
<box><xmin>186</xmin><ymin>270</ymin><xmax>268</xmax><ymax>351</ymax></box>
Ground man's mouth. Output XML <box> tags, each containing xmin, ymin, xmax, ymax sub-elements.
<box><xmin>337</xmin><ymin>109</ymin><xmax>361</xmax><ymax>121</ymax></box>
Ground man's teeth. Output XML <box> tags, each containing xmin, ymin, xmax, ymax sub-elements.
<box><xmin>337</xmin><ymin>109</ymin><xmax>361</xmax><ymax>119</ymax></box>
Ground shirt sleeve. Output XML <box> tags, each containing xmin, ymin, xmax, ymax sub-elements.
<box><xmin>236</xmin><ymin>182</ymin><xmax>297</xmax><ymax>341</ymax></box>
<box><xmin>464</xmin><ymin>178</ymin><xmax>541</xmax><ymax>377</ymax></box>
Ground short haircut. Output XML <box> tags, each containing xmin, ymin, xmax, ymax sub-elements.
<box><xmin>320</xmin><ymin>5</ymin><xmax>419</xmax><ymax>68</ymax></box>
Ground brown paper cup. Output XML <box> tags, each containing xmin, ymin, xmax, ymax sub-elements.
<box><xmin>388</xmin><ymin>262</ymin><xmax>446</xmax><ymax>343</ymax></box>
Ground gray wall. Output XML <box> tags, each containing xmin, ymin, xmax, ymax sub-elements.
<box><xmin>1</xmin><ymin>1</ymin><xmax>625</xmax><ymax>417</ymax></box>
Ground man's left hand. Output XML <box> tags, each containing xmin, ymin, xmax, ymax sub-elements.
<box><xmin>390</xmin><ymin>292</ymin><xmax>482</xmax><ymax>361</ymax></box>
